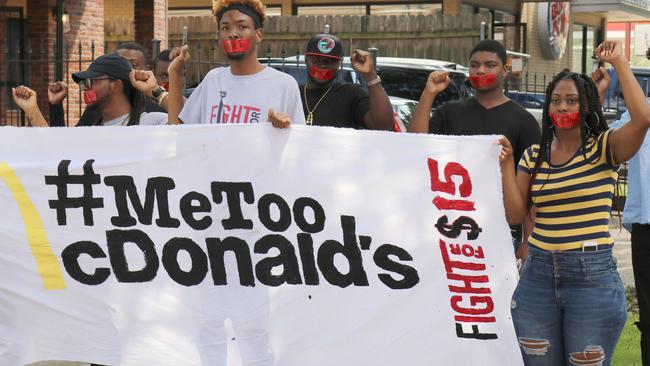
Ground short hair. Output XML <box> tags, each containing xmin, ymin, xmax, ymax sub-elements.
<box><xmin>213</xmin><ymin>0</ymin><xmax>266</xmax><ymax>25</ymax></box>
<box><xmin>154</xmin><ymin>49</ymin><xmax>172</xmax><ymax>69</ymax></box>
<box><xmin>469</xmin><ymin>39</ymin><xmax>507</xmax><ymax>65</ymax></box>
<box><xmin>117</xmin><ymin>42</ymin><xmax>147</xmax><ymax>58</ymax></box>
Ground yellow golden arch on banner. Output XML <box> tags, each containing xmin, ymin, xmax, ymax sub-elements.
<box><xmin>0</xmin><ymin>162</ymin><xmax>66</xmax><ymax>290</ymax></box>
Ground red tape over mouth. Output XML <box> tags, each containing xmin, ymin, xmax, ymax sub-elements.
<box><xmin>308</xmin><ymin>66</ymin><xmax>336</xmax><ymax>81</ymax></box>
<box><xmin>222</xmin><ymin>39</ymin><xmax>251</xmax><ymax>54</ymax></box>
<box><xmin>550</xmin><ymin>112</ymin><xmax>581</xmax><ymax>129</ymax></box>
<box><xmin>83</xmin><ymin>90</ymin><xmax>97</xmax><ymax>105</ymax></box>
<box><xmin>469</xmin><ymin>74</ymin><xmax>497</xmax><ymax>89</ymax></box>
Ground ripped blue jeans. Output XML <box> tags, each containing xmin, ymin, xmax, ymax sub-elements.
<box><xmin>511</xmin><ymin>246</ymin><xmax>627</xmax><ymax>366</ymax></box>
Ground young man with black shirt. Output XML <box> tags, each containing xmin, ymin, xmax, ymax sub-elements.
<box><xmin>154</xmin><ymin>48</ymin><xmax>172</xmax><ymax>91</ymax></box>
<box><xmin>301</xmin><ymin>33</ymin><xmax>393</xmax><ymax>130</ymax></box>
<box><xmin>408</xmin><ymin>39</ymin><xmax>541</xmax><ymax>259</ymax></box>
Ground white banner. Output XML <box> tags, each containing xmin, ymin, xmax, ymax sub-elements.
<box><xmin>0</xmin><ymin>124</ymin><xmax>522</xmax><ymax>366</ymax></box>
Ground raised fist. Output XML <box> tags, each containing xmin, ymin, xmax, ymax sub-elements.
<box><xmin>47</xmin><ymin>82</ymin><xmax>68</xmax><ymax>105</ymax></box>
<box><xmin>425</xmin><ymin>71</ymin><xmax>451</xmax><ymax>96</ymax></box>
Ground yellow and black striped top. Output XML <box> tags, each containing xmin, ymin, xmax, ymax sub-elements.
<box><xmin>518</xmin><ymin>130</ymin><xmax>618</xmax><ymax>251</ymax></box>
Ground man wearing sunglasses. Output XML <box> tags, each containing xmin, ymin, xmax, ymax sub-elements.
<box><xmin>300</xmin><ymin>33</ymin><xmax>393</xmax><ymax>130</ymax></box>
<box><xmin>10</xmin><ymin>53</ymin><xmax>168</xmax><ymax>127</ymax></box>
<box><xmin>70</xmin><ymin>53</ymin><xmax>167</xmax><ymax>126</ymax></box>
<box><xmin>48</xmin><ymin>42</ymin><xmax>166</xmax><ymax>126</ymax></box>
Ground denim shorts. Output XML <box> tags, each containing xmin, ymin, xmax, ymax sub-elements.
<box><xmin>511</xmin><ymin>246</ymin><xmax>627</xmax><ymax>366</ymax></box>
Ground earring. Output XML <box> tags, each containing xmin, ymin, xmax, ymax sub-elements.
<box><xmin>592</xmin><ymin>111</ymin><xmax>600</xmax><ymax>126</ymax></box>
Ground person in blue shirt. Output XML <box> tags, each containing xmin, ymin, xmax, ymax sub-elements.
<box><xmin>595</xmin><ymin>65</ymin><xmax>650</xmax><ymax>365</ymax></box>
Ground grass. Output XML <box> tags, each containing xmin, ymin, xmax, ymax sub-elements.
<box><xmin>612</xmin><ymin>287</ymin><xmax>642</xmax><ymax>365</ymax></box>
<box><xmin>613</xmin><ymin>313</ymin><xmax>641</xmax><ymax>365</ymax></box>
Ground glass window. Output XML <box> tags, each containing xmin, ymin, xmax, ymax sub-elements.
<box><xmin>572</xmin><ymin>25</ymin><xmax>598</xmax><ymax>74</ymax></box>
<box><xmin>630</xmin><ymin>23</ymin><xmax>650</xmax><ymax>67</ymax></box>
<box><xmin>572</xmin><ymin>24</ymin><xmax>584</xmax><ymax>73</ymax></box>
<box><xmin>370</xmin><ymin>4</ymin><xmax>441</xmax><ymax>16</ymax></box>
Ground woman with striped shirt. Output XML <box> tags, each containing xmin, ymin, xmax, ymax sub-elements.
<box><xmin>500</xmin><ymin>40</ymin><xmax>650</xmax><ymax>365</ymax></box>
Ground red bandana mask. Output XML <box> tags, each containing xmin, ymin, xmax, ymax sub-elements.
<box><xmin>308</xmin><ymin>66</ymin><xmax>336</xmax><ymax>81</ymax></box>
<box><xmin>550</xmin><ymin>112</ymin><xmax>581</xmax><ymax>129</ymax></box>
<box><xmin>83</xmin><ymin>90</ymin><xmax>97</xmax><ymax>105</ymax></box>
<box><xmin>469</xmin><ymin>74</ymin><xmax>497</xmax><ymax>89</ymax></box>
<box><xmin>222</xmin><ymin>39</ymin><xmax>251</xmax><ymax>54</ymax></box>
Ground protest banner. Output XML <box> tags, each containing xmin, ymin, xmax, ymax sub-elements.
<box><xmin>0</xmin><ymin>124</ymin><xmax>522</xmax><ymax>365</ymax></box>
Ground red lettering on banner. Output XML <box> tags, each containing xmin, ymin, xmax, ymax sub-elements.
<box><xmin>451</xmin><ymin>295</ymin><xmax>495</xmax><ymax>315</ymax></box>
<box><xmin>427</xmin><ymin>159</ymin><xmax>472</xmax><ymax>197</ymax></box>
<box><xmin>427</xmin><ymin>158</ymin><xmax>498</xmax><ymax>339</ymax></box>
<box><xmin>439</xmin><ymin>240</ymin><xmax>485</xmax><ymax>272</ymax></box>
<box><xmin>454</xmin><ymin>315</ymin><xmax>497</xmax><ymax>323</ymax></box>
<box><xmin>432</xmin><ymin>196</ymin><xmax>476</xmax><ymax>211</ymax></box>
<box><xmin>449</xmin><ymin>243</ymin><xmax>485</xmax><ymax>259</ymax></box>
<box><xmin>447</xmin><ymin>273</ymin><xmax>491</xmax><ymax>294</ymax></box>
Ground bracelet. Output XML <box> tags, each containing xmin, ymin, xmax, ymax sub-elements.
<box><xmin>157</xmin><ymin>91</ymin><xmax>169</xmax><ymax>106</ymax></box>
<box><xmin>152</xmin><ymin>86</ymin><xmax>166</xmax><ymax>100</ymax></box>
<box><xmin>367</xmin><ymin>76</ymin><xmax>382</xmax><ymax>88</ymax></box>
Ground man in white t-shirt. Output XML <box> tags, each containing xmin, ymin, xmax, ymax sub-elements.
<box><xmin>166</xmin><ymin>0</ymin><xmax>304</xmax><ymax>127</ymax></box>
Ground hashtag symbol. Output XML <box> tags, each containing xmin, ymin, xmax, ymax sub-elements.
<box><xmin>45</xmin><ymin>160</ymin><xmax>104</xmax><ymax>226</ymax></box>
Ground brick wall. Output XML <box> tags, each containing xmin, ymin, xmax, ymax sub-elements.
<box><xmin>134</xmin><ymin>0</ymin><xmax>168</xmax><ymax>57</ymax></box>
<box><xmin>26</xmin><ymin>0</ymin><xmax>56</xmax><ymax>122</ymax></box>
<box><xmin>0</xmin><ymin>7</ymin><xmax>6</xmax><ymax>125</ymax></box>
<box><xmin>154</xmin><ymin>0</ymin><xmax>168</xmax><ymax>50</ymax></box>
<box><xmin>62</xmin><ymin>0</ymin><xmax>105</xmax><ymax>126</ymax></box>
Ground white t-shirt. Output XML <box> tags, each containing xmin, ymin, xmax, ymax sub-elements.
<box><xmin>102</xmin><ymin>112</ymin><xmax>168</xmax><ymax>126</ymax></box>
<box><xmin>179</xmin><ymin>66</ymin><xmax>305</xmax><ymax>125</ymax></box>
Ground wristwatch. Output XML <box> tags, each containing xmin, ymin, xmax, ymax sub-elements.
<box><xmin>152</xmin><ymin>86</ymin><xmax>166</xmax><ymax>101</ymax></box>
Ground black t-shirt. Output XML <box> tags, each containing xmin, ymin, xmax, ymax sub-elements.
<box><xmin>429</xmin><ymin>97</ymin><xmax>541</xmax><ymax>244</ymax></box>
<box><xmin>430</xmin><ymin>97</ymin><xmax>541</xmax><ymax>169</ymax></box>
<box><xmin>49</xmin><ymin>97</ymin><xmax>165</xmax><ymax>126</ymax></box>
<box><xmin>300</xmin><ymin>82</ymin><xmax>370</xmax><ymax>129</ymax></box>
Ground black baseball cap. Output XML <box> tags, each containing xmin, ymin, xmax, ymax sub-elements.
<box><xmin>72</xmin><ymin>53</ymin><xmax>132</xmax><ymax>83</ymax></box>
<box><xmin>305</xmin><ymin>34</ymin><xmax>343</xmax><ymax>60</ymax></box>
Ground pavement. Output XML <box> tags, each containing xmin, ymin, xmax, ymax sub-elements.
<box><xmin>611</xmin><ymin>216</ymin><xmax>635</xmax><ymax>288</ymax></box>
<box><xmin>25</xmin><ymin>220</ymin><xmax>637</xmax><ymax>366</ymax></box>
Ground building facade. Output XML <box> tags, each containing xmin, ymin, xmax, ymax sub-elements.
<box><xmin>0</xmin><ymin>0</ymin><xmax>168</xmax><ymax>125</ymax></box>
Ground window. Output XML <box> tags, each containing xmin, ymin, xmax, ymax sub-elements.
<box><xmin>572</xmin><ymin>24</ymin><xmax>598</xmax><ymax>74</ymax></box>
<box><xmin>370</xmin><ymin>4</ymin><xmax>442</xmax><ymax>16</ymax></box>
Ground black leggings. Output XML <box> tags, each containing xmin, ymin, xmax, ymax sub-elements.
<box><xmin>632</xmin><ymin>223</ymin><xmax>650</xmax><ymax>365</ymax></box>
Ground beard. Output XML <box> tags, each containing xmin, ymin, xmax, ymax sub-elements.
<box><xmin>307</xmin><ymin>73</ymin><xmax>336</xmax><ymax>87</ymax></box>
<box><xmin>94</xmin><ymin>91</ymin><xmax>113</xmax><ymax>111</ymax></box>
<box><xmin>226</xmin><ymin>52</ymin><xmax>246</xmax><ymax>61</ymax></box>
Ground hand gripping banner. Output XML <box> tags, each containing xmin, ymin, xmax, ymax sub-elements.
<box><xmin>0</xmin><ymin>124</ymin><xmax>522</xmax><ymax>366</ymax></box>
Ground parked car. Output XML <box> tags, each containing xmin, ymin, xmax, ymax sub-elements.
<box><xmin>260</xmin><ymin>55</ymin><xmax>471</xmax><ymax>110</ymax></box>
<box><xmin>603</xmin><ymin>66</ymin><xmax>650</xmax><ymax>118</ymax></box>
<box><xmin>390</xmin><ymin>96</ymin><xmax>418</xmax><ymax>132</ymax></box>
<box><xmin>506</xmin><ymin>91</ymin><xmax>545</xmax><ymax>109</ymax></box>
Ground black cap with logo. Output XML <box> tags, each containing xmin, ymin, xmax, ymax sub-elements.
<box><xmin>305</xmin><ymin>34</ymin><xmax>343</xmax><ymax>60</ymax></box>
<box><xmin>72</xmin><ymin>53</ymin><xmax>133</xmax><ymax>83</ymax></box>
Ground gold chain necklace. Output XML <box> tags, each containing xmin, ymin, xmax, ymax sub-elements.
<box><xmin>304</xmin><ymin>83</ymin><xmax>333</xmax><ymax>125</ymax></box>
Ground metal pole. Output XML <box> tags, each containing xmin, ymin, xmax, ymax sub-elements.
<box><xmin>480</xmin><ymin>21</ymin><xmax>486</xmax><ymax>41</ymax></box>
<box><xmin>56</xmin><ymin>0</ymin><xmax>64</xmax><ymax>81</ymax></box>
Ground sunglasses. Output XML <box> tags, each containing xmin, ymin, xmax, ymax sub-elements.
<box><xmin>80</xmin><ymin>77</ymin><xmax>115</xmax><ymax>90</ymax></box>
<box><xmin>306</xmin><ymin>55</ymin><xmax>340</xmax><ymax>67</ymax></box>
